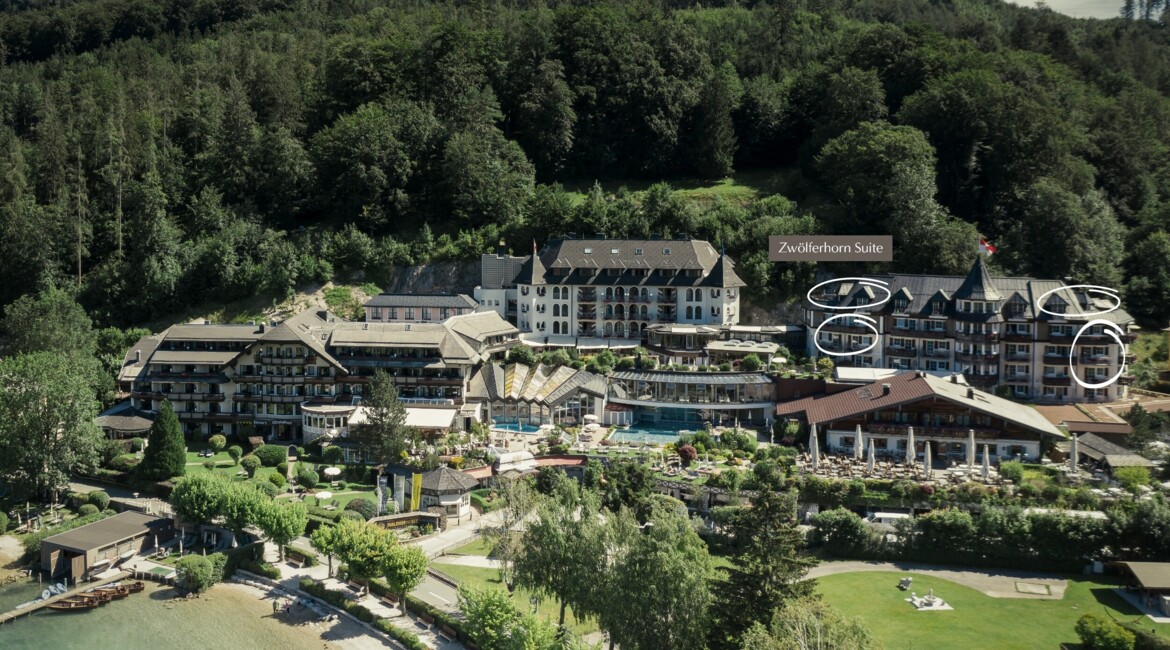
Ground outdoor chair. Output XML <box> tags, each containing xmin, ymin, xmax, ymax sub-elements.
<box><xmin>898</xmin><ymin>577</ymin><xmax>912</xmax><ymax>590</ymax></box>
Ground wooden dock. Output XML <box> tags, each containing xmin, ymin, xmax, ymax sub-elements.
<box><xmin>0</xmin><ymin>571</ymin><xmax>131</xmax><ymax>624</ymax></box>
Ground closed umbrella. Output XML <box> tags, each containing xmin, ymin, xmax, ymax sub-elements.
<box><xmin>855</xmin><ymin>424</ymin><xmax>864</xmax><ymax>461</ymax></box>
<box><xmin>809</xmin><ymin>424</ymin><xmax>819</xmax><ymax>472</ymax></box>
<box><xmin>967</xmin><ymin>429</ymin><xmax>976</xmax><ymax>468</ymax></box>
<box><xmin>1069</xmin><ymin>434</ymin><xmax>1079</xmax><ymax>474</ymax></box>
<box><xmin>906</xmin><ymin>426</ymin><xmax>915</xmax><ymax>464</ymax></box>
<box><xmin>923</xmin><ymin>442</ymin><xmax>932</xmax><ymax>478</ymax></box>
<box><xmin>982</xmin><ymin>444</ymin><xmax>991</xmax><ymax>481</ymax></box>
<box><xmin>867</xmin><ymin>438</ymin><xmax>876</xmax><ymax>474</ymax></box>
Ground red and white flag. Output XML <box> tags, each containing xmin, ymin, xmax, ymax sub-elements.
<box><xmin>979</xmin><ymin>238</ymin><xmax>997</xmax><ymax>255</ymax></box>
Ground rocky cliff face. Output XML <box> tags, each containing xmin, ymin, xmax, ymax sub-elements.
<box><xmin>377</xmin><ymin>261</ymin><xmax>482</xmax><ymax>295</ymax></box>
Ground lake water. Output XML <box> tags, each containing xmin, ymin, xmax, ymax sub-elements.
<box><xmin>0</xmin><ymin>579</ymin><xmax>343</xmax><ymax>650</ymax></box>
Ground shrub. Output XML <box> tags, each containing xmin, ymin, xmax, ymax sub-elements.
<box><xmin>176</xmin><ymin>555</ymin><xmax>216</xmax><ymax>593</ymax></box>
<box><xmin>375</xmin><ymin>619</ymin><xmax>428</xmax><ymax>650</ymax></box>
<box><xmin>241</xmin><ymin>455</ymin><xmax>260</xmax><ymax>477</ymax></box>
<box><xmin>208</xmin><ymin>435</ymin><xmax>227</xmax><ymax>453</ymax></box>
<box><xmin>345</xmin><ymin>498</ymin><xmax>377</xmax><ymax>521</ymax></box>
<box><xmin>268</xmin><ymin>472</ymin><xmax>287</xmax><ymax>488</ymax></box>
<box><xmin>1076</xmin><ymin>613</ymin><xmax>1136</xmax><ymax>650</ymax></box>
<box><xmin>228</xmin><ymin>445</ymin><xmax>244</xmax><ymax>464</ymax></box>
<box><xmin>296</xmin><ymin>446</ymin><xmax>306</xmax><ymax>457</ymax></box>
<box><xmin>277</xmin><ymin>461</ymin><xmax>289</xmax><ymax>476</ymax></box>
<box><xmin>322</xmin><ymin>446</ymin><xmax>345</xmax><ymax>464</ymax></box>
<box><xmin>1115</xmin><ymin>466</ymin><xmax>1151</xmax><ymax>493</ymax></box>
<box><xmin>999</xmin><ymin>461</ymin><xmax>1025</xmax><ymax>484</ymax></box>
<box><xmin>251</xmin><ymin>479</ymin><xmax>280</xmax><ymax>498</ymax></box>
<box><xmin>337</xmin><ymin>510</ymin><xmax>365</xmax><ymax>522</ymax></box>
<box><xmin>255</xmin><ymin>445</ymin><xmax>288</xmax><ymax>467</ymax></box>
<box><xmin>298</xmin><ymin>468</ymin><xmax>319</xmax><ymax>489</ymax></box>
<box><xmin>203</xmin><ymin>460</ymin><xmax>215</xmax><ymax>471</ymax></box>
<box><xmin>337</xmin><ymin>480</ymin><xmax>348</xmax><ymax>490</ymax></box>
<box><xmin>89</xmin><ymin>490</ymin><xmax>113</xmax><ymax>512</ymax></box>
<box><xmin>241</xmin><ymin>559</ymin><xmax>281</xmax><ymax>580</ymax></box>
<box><xmin>78</xmin><ymin>504</ymin><xmax>99</xmax><ymax>516</ymax></box>
<box><xmin>677</xmin><ymin>444</ymin><xmax>698</xmax><ymax>467</ymax></box>
<box><xmin>0</xmin><ymin>512</ymin><xmax>8</xmax><ymax>532</ymax></box>
<box><xmin>130</xmin><ymin>437</ymin><xmax>146</xmax><ymax>452</ymax></box>
<box><xmin>109</xmin><ymin>455</ymin><xmax>140</xmax><ymax>472</ymax></box>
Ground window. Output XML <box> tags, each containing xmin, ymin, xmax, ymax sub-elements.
<box><xmin>553</xmin><ymin>322</ymin><xmax>561</xmax><ymax>334</ymax></box>
<box><xmin>686</xmin><ymin>288</ymin><xmax>694</xmax><ymax>301</ymax></box>
<box><xmin>372</xmin><ymin>307</ymin><xmax>383</xmax><ymax>320</ymax></box>
<box><xmin>583</xmin><ymin>248</ymin><xmax>593</xmax><ymax>254</ymax></box>
<box><xmin>405</xmin><ymin>308</ymin><xmax>415</xmax><ymax>320</ymax></box>
<box><xmin>611</xmin><ymin>248</ymin><xmax>619</xmax><ymax>254</ymax></box>
<box><xmin>931</xmin><ymin>300</ymin><xmax>945</xmax><ymax>312</ymax></box>
<box><xmin>422</xmin><ymin>307</ymin><xmax>432</xmax><ymax>320</ymax></box>
<box><xmin>635</xmin><ymin>248</ymin><xmax>643</xmax><ymax>255</ymax></box>
<box><xmin>440</xmin><ymin>308</ymin><xmax>449</xmax><ymax>320</ymax></box>
<box><xmin>388</xmin><ymin>307</ymin><xmax>398</xmax><ymax>320</ymax></box>
<box><xmin>711</xmin><ymin>289</ymin><xmax>721</xmax><ymax>298</ymax></box>
<box><xmin>894</xmin><ymin>298</ymin><xmax>909</xmax><ymax>311</ymax></box>
<box><xmin>686</xmin><ymin>306</ymin><xmax>694</xmax><ymax>319</ymax></box>
<box><xmin>663</xmin><ymin>247</ymin><xmax>671</xmax><ymax>255</ymax></box>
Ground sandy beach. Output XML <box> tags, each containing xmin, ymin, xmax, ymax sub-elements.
<box><xmin>215</xmin><ymin>581</ymin><xmax>393</xmax><ymax>650</ymax></box>
<box><xmin>0</xmin><ymin>535</ymin><xmax>27</xmax><ymax>583</ymax></box>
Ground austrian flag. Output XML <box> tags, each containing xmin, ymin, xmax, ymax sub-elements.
<box><xmin>979</xmin><ymin>238</ymin><xmax>997</xmax><ymax>255</ymax></box>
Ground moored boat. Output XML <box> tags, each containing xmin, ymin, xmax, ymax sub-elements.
<box><xmin>126</xmin><ymin>581</ymin><xmax>145</xmax><ymax>593</ymax></box>
<box><xmin>47</xmin><ymin>600</ymin><xmax>97</xmax><ymax>612</ymax></box>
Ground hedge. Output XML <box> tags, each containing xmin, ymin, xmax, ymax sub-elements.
<box><xmin>242</xmin><ymin>559</ymin><xmax>281</xmax><ymax>580</ymax></box>
<box><xmin>254</xmin><ymin>444</ymin><xmax>289</xmax><ymax>467</ymax></box>
<box><xmin>298</xmin><ymin>579</ymin><xmax>428</xmax><ymax>650</ymax></box>
<box><xmin>222</xmin><ymin>541</ymin><xmax>265</xmax><ymax>579</ymax></box>
<box><xmin>284</xmin><ymin>546</ymin><xmax>318</xmax><ymax>567</ymax></box>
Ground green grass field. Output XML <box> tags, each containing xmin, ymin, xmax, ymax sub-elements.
<box><xmin>447</xmin><ymin>537</ymin><xmax>498</xmax><ymax>557</ymax></box>
<box><xmin>561</xmin><ymin>167</ymin><xmax>799</xmax><ymax>206</ymax></box>
<box><xmin>817</xmin><ymin>571</ymin><xmax>1168</xmax><ymax>649</ymax></box>
<box><xmin>430</xmin><ymin>562</ymin><xmax>598</xmax><ymax>637</ymax></box>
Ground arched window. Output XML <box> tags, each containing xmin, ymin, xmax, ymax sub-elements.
<box><xmin>640</xmin><ymin>287</ymin><xmax>649</xmax><ymax>300</ymax></box>
<box><xmin>562</xmin><ymin>321</ymin><xmax>568</xmax><ymax>334</ymax></box>
<box><xmin>605</xmin><ymin>322</ymin><xmax>613</xmax><ymax>336</ymax></box>
<box><xmin>606</xmin><ymin>305</ymin><xmax>613</xmax><ymax>318</ymax></box>
<box><xmin>686</xmin><ymin>306</ymin><xmax>694</xmax><ymax>320</ymax></box>
<box><xmin>553</xmin><ymin>321</ymin><xmax>561</xmax><ymax>335</ymax></box>
<box><xmin>630</xmin><ymin>322</ymin><xmax>640</xmax><ymax>337</ymax></box>
<box><xmin>616</xmin><ymin>287</ymin><xmax>625</xmax><ymax>300</ymax></box>
<box><xmin>686</xmin><ymin>288</ymin><xmax>694</xmax><ymax>302</ymax></box>
<box><xmin>615</xmin><ymin>304</ymin><xmax>625</xmax><ymax>319</ymax></box>
<box><xmin>640</xmin><ymin>305</ymin><xmax>649</xmax><ymax>319</ymax></box>
<box><xmin>552</xmin><ymin>304</ymin><xmax>560</xmax><ymax>317</ymax></box>
<box><xmin>606</xmin><ymin>287</ymin><xmax>614</xmax><ymax>300</ymax></box>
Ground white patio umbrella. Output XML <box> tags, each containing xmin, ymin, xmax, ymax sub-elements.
<box><xmin>923</xmin><ymin>442</ymin><xmax>932</xmax><ymax>478</ymax></box>
<box><xmin>315</xmin><ymin>491</ymin><xmax>333</xmax><ymax>502</ymax></box>
<box><xmin>323</xmin><ymin>466</ymin><xmax>341</xmax><ymax>484</ymax></box>
<box><xmin>1069</xmin><ymin>434</ymin><xmax>1079</xmax><ymax>474</ymax></box>
<box><xmin>809</xmin><ymin>424</ymin><xmax>820</xmax><ymax>472</ymax></box>
<box><xmin>867</xmin><ymin>438</ymin><xmax>876</xmax><ymax>474</ymax></box>
<box><xmin>982</xmin><ymin>444</ymin><xmax>991</xmax><ymax>481</ymax></box>
<box><xmin>906</xmin><ymin>426</ymin><xmax>915</xmax><ymax>464</ymax></box>
<box><xmin>855</xmin><ymin>424</ymin><xmax>864</xmax><ymax>461</ymax></box>
<box><xmin>967</xmin><ymin>429</ymin><xmax>976</xmax><ymax>468</ymax></box>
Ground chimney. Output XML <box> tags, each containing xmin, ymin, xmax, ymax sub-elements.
<box><xmin>967</xmin><ymin>387</ymin><xmax>975</xmax><ymax>399</ymax></box>
<box><xmin>259</xmin><ymin>324</ymin><xmax>266</xmax><ymax>334</ymax></box>
<box><xmin>918</xmin><ymin>370</ymin><xmax>925</xmax><ymax>378</ymax></box>
<box><xmin>881</xmin><ymin>383</ymin><xmax>890</xmax><ymax>396</ymax></box>
<box><xmin>363</xmin><ymin>323</ymin><xmax>369</xmax><ymax>330</ymax></box>
<box><xmin>950</xmin><ymin>374</ymin><xmax>958</xmax><ymax>384</ymax></box>
<box><xmin>134</xmin><ymin>349</ymin><xmax>141</xmax><ymax>363</ymax></box>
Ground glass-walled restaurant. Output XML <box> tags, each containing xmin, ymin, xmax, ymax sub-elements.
<box><xmin>607</xmin><ymin>370</ymin><xmax>774</xmax><ymax>427</ymax></box>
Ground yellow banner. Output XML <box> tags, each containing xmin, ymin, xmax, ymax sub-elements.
<box><xmin>410</xmin><ymin>473</ymin><xmax>422</xmax><ymax>512</ymax></box>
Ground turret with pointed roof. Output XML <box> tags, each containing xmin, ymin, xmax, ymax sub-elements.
<box><xmin>953</xmin><ymin>256</ymin><xmax>1002</xmax><ymax>302</ymax></box>
<box><xmin>518</xmin><ymin>241</ymin><xmax>546</xmax><ymax>285</ymax></box>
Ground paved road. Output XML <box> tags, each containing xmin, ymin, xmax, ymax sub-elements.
<box><xmin>805</xmin><ymin>560</ymin><xmax>1068</xmax><ymax>599</ymax></box>
<box><xmin>414</xmin><ymin>574</ymin><xmax>461</xmax><ymax>614</ymax></box>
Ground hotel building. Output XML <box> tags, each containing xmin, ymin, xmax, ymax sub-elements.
<box><xmin>803</xmin><ymin>258</ymin><xmax>1136</xmax><ymax>403</ymax></box>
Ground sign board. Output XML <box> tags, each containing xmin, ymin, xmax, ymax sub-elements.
<box><xmin>394</xmin><ymin>474</ymin><xmax>406</xmax><ymax>513</ymax></box>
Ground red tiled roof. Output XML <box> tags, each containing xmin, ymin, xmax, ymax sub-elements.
<box><xmin>535</xmin><ymin>455</ymin><xmax>588</xmax><ymax>467</ymax></box>
<box><xmin>1064</xmin><ymin>420</ymin><xmax>1133</xmax><ymax>435</ymax></box>
<box><xmin>462</xmin><ymin>466</ymin><xmax>492</xmax><ymax>480</ymax></box>
<box><xmin>776</xmin><ymin>371</ymin><xmax>935</xmax><ymax>424</ymax></box>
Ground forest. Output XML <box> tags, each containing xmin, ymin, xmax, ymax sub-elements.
<box><xmin>3</xmin><ymin>0</ymin><xmax>1170</xmax><ymax>329</ymax></box>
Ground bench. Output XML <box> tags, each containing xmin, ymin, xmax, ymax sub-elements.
<box><xmin>381</xmin><ymin>593</ymin><xmax>399</xmax><ymax>605</ymax></box>
<box><xmin>419</xmin><ymin>612</ymin><xmax>434</xmax><ymax>626</ymax></box>
<box><xmin>438</xmin><ymin>624</ymin><xmax>457</xmax><ymax>641</ymax></box>
<box><xmin>347</xmin><ymin>580</ymin><xmax>364</xmax><ymax>593</ymax></box>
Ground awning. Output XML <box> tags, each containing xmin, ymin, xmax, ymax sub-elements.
<box><xmin>1123</xmin><ymin>562</ymin><xmax>1170</xmax><ymax>591</ymax></box>
<box><xmin>405</xmin><ymin>407</ymin><xmax>458</xmax><ymax>430</ymax></box>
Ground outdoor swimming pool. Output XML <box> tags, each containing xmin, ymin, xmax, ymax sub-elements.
<box><xmin>608</xmin><ymin>426</ymin><xmax>687</xmax><ymax>444</ymax></box>
<box><xmin>492</xmin><ymin>423</ymin><xmax>542</xmax><ymax>434</ymax></box>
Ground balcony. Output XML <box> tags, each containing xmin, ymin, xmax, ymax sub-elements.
<box><xmin>1046</xmin><ymin>332</ymin><xmax>1074</xmax><ymax>342</ymax></box>
<box><xmin>818</xmin><ymin>322</ymin><xmax>873</xmax><ymax>335</ymax></box>
<box><xmin>1118</xmin><ymin>375</ymin><xmax>1135</xmax><ymax>386</ymax></box>
<box><xmin>1042</xmin><ymin>374</ymin><xmax>1072</xmax><ymax>386</ymax></box>
<box><xmin>884</xmin><ymin>346</ymin><xmax>917</xmax><ymax>358</ymax></box>
<box><xmin>577</xmin><ymin>290</ymin><xmax>597</xmax><ymax>303</ymax></box>
<box><xmin>1004</xmin><ymin>352</ymin><xmax>1031</xmax><ymax>362</ymax></box>
<box><xmin>955</xmin><ymin>352</ymin><xmax>1000</xmax><ymax>363</ymax></box>
<box><xmin>1002</xmin><ymin>373</ymin><xmax>1031</xmax><ymax>383</ymax></box>
<box><xmin>258</xmin><ymin>374</ymin><xmax>308</xmax><ymax>384</ymax></box>
<box><xmin>1002</xmin><ymin>332</ymin><xmax>1033</xmax><ymax>343</ymax></box>
<box><xmin>953</xmin><ymin>331</ymin><xmax>1000</xmax><ymax>343</ymax></box>
<box><xmin>922</xmin><ymin>348</ymin><xmax>951</xmax><ymax>359</ymax></box>
<box><xmin>577</xmin><ymin>310</ymin><xmax>597</xmax><ymax>320</ymax></box>
<box><xmin>1079</xmin><ymin>354</ymin><xmax>1111</xmax><ymax>366</ymax></box>
<box><xmin>963</xmin><ymin>373</ymin><xmax>998</xmax><ymax>388</ymax></box>
<box><xmin>660</xmin><ymin>290</ymin><xmax>678</xmax><ymax>302</ymax></box>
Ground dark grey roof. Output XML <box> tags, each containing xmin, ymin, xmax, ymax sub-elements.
<box><xmin>519</xmin><ymin>238</ymin><xmax>744</xmax><ymax>288</ymax></box>
<box><xmin>363</xmin><ymin>294</ymin><xmax>477</xmax><ymax>309</ymax></box>
<box><xmin>96</xmin><ymin>401</ymin><xmax>154</xmax><ymax>432</ymax></box>
<box><xmin>42</xmin><ymin>511</ymin><xmax>172</xmax><ymax>553</ymax></box>
<box><xmin>953</xmin><ymin>256</ymin><xmax>1003</xmax><ymax>301</ymax></box>
<box><xmin>1075</xmin><ymin>433</ymin><xmax>1154</xmax><ymax>467</ymax></box>
<box><xmin>808</xmin><ymin>258</ymin><xmax>1135</xmax><ymax>325</ymax></box>
<box><xmin>420</xmin><ymin>466</ymin><xmax>479</xmax><ymax>494</ymax></box>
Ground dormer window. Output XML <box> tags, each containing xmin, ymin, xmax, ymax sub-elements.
<box><xmin>663</xmin><ymin>247</ymin><xmax>671</xmax><ymax>255</ymax></box>
<box><xmin>583</xmin><ymin>247</ymin><xmax>592</xmax><ymax>254</ymax></box>
<box><xmin>635</xmin><ymin>248</ymin><xmax>643</xmax><ymax>255</ymax></box>
<box><xmin>931</xmin><ymin>300</ymin><xmax>945</xmax><ymax>312</ymax></box>
<box><xmin>894</xmin><ymin>298</ymin><xmax>909</xmax><ymax>311</ymax></box>
<box><xmin>610</xmin><ymin>248</ymin><xmax>619</xmax><ymax>254</ymax></box>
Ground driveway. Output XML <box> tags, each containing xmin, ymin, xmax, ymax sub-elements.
<box><xmin>805</xmin><ymin>560</ymin><xmax>1068</xmax><ymax>599</ymax></box>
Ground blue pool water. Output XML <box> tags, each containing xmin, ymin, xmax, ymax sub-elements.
<box><xmin>493</xmin><ymin>423</ymin><xmax>542</xmax><ymax>434</ymax></box>
<box><xmin>609</xmin><ymin>427</ymin><xmax>686</xmax><ymax>444</ymax></box>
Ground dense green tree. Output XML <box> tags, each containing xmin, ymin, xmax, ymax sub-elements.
<box><xmin>437</xmin><ymin>127</ymin><xmax>535</xmax><ymax>228</ymax></box>
<box><xmin>709</xmin><ymin>490</ymin><xmax>817</xmax><ymax>649</ymax></box>
<box><xmin>383</xmin><ymin>544</ymin><xmax>428</xmax><ymax>616</ymax></box>
<box><xmin>176</xmin><ymin>555</ymin><xmax>216</xmax><ymax>593</ymax></box>
<box><xmin>695</xmin><ymin>62</ymin><xmax>743</xmax><ymax>179</ymax></box>
<box><xmin>138</xmin><ymin>400</ymin><xmax>186</xmax><ymax>481</ymax></box>
<box><xmin>0</xmin><ymin>352</ymin><xmax>102</xmax><ymax>498</ymax></box>
<box><xmin>333</xmin><ymin>518</ymin><xmax>395</xmax><ymax>594</ymax></box>
<box><xmin>349</xmin><ymin>370</ymin><xmax>410</xmax><ymax>465</ymax></box>
<box><xmin>170</xmin><ymin>473</ymin><xmax>229</xmax><ymax>525</ymax></box>
<box><xmin>258</xmin><ymin>501</ymin><xmax>308</xmax><ymax>561</ymax></box>
<box><xmin>741</xmin><ymin>597</ymin><xmax>877</xmax><ymax>650</ymax></box>
<box><xmin>310</xmin><ymin>524</ymin><xmax>339</xmax><ymax>577</ymax></box>
<box><xmin>0</xmin><ymin>285</ymin><xmax>96</xmax><ymax>357</ymax></box>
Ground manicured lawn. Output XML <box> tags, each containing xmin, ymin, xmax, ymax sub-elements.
<box><xmin>561</xmin><ymin>167</ymin><xmax>790</xmax><ymax>205</ymax></box>
<box><xmin>431</xmin><ymin>562</ymin><xmax>598</xmax><ymax>637</ymax></box>
<box><xmin>817</xmin><ymin>571</ymin><xmax>1169</xmax><ymax>649</ymax></box>
<box><xmin>448</xmin><ymin>537</ymin><xmax>498</xmax><ymax>557</ymax></box>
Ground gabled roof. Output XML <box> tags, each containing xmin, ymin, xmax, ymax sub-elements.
<box><xmin>777</xmin><ymin>370</ymin><xmax>1063</xmax><ymax>439</ymax></box>
<box><xmin>118</xmin><ymin>334</ymin><xmax>162</xmax><ymax>383</ymax></box>
<box><xmin>467</xmin><ymin>363</ymin><xmax>607</xmax><ymax>406</ymax></box>
<box><xmin>166</xmin><ymin>323</ymin><xmax>262</xmax><ymax>341</ymax></box>
<box><xmin>1075</xmin><ymin>432</ymin><xmax>1155</xmax><ymax>468</ymax></box>
<box><xmin>520</xmin><ymin>238</ymin><xmax>741</xmax><ymax>287</ymax></box>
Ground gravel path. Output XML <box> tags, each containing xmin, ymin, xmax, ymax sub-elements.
<box><xmin>806</xmin><ymin>560</ymin><xmax>1068</xmax><ymax>599</ymax></box>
